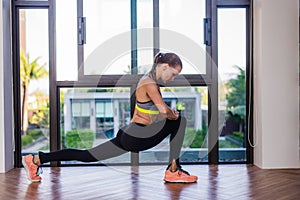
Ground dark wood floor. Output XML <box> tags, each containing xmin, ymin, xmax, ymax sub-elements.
<box><xmin>0</xmin><ymin>164</ymin><xmax>299</xmax><ymax>200</ymax></box>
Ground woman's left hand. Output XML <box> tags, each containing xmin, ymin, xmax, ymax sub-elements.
<box><xmin>172</xmin><ymin>110</ymin><xmax>179</xmax><ymax>120</ymax></box>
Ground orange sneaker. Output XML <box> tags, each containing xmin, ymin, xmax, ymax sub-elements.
<box><xmin>22</xmin><ymin>154</ymin><xmax>42</xmax><ymax>182</ymax></box>
<box><xmin>164</xmin><ymin>168</ymin><xmax>198</xmax><ymax>183</ymax></box>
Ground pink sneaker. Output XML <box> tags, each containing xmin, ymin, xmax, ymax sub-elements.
<box><xmin>22</xmin><ymin>154</ymin><xmax>42</xmax><ymax>182</ymax></box>
<box><xmin>164</xmin><ymin>168</ymin><xmax>198</xmax><ymax>183</ymax></box>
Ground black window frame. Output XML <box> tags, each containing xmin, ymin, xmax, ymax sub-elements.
<box><xmin>12</xmin><ymin>0</ymin><xmax>253</xmax><ymax>167</ymax></box>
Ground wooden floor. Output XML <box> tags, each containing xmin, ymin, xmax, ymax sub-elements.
<box><xmin>0</xmin><ymin>164</ymin><xmax>299</xmax><ymax>200</ymax></box>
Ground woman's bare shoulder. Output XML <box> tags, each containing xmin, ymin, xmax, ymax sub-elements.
<box><xmin>138</xmin><ymin>76</ymin><xmax>156</xmax><ymax>87</ymax></box>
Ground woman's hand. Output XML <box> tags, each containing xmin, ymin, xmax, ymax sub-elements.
<box><xmin>166</xmin><ymin>109</ymin><xmax>179</xmax><ymax>120</ymax></box>
<box><xmin>172</xmin><ymin>110</ymin><xmax>179</xmax><ymax>119</ymax></box>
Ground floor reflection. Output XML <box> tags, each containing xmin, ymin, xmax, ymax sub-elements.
<box><xmin>164</xmin><ymin>182</ymin><xmax>196</xmax><ymax>200</ymax></box>
<box><xmin>208</xmin><ymin>164</ymin><xmax>219</xmax><ymax>200</ymax></box>
<box><xmin>25</xmin><ymin>182</ymin><xmax>41</xmax><ymax>200</ymax></box>
<box><xmin>50</xmin><ymin>167</ymin><xmax>62</xmax><ymax>200</ymax></box>
<box><xmin>131</xmin><ymin>166</ymin><xmax>139</xmax><ymax>200</ymax></box>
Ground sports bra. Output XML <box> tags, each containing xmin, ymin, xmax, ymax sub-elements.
<box><xmin>135</xmin><ymin>100</ymin><xmax>159</xmax><ymax>115</ymax></box>
<box><xmin>135</xmin><ymin>75</ymin><xmax>161</xmax><ymax>115</ymax></box>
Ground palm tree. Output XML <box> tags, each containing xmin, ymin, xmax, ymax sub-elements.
<box><xmin>20</xmin><ymin>51</ymin><xmax>48</xmax><ymax>135</ymax></box>
<box><xmin>225</xmin><ymin>66</ymin><xmax>246</xmax><ymax>132</ymax></box>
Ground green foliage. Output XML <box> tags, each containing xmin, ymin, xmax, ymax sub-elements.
<box><xmin>183</xmin><ymin>127</ymin><xmax>207</xmax><ymax>148</ymax></box>
<box><xmin>228</xmin><ymin>105</ymin><xmax>246</xmax><ymax>120</ymax></box>
<box><xmin>176</xmin><ymin>101</ymin><xmax>185</xmax><ymax>111</ymax></box>
<box><xmin>225</xmin><ymin>66</ymin><xmax>246</xmax><ymax>110</ymax></box>
<box><xmin>20</xmin><ymin>51</ymin><xmax>49</xmax><ymax>134</ymax></box>
<box><xmin>190</xmin><ymin>128</ymin><xmax>207</xmax><ymax>148</ymax></box>
<box><xmin>183</xmin><ymin>128</ymin><xmax>196</xmax><ymax>148</ymax></box>
<box><xmin>29</xmin><ymin>108</ymin><xmax>49</xmax><ymax>128</ymax></box>
<box><xmin>27</xmin><ymin>129</ymin><xmax>43</xmax><ymax>140</ymax></box>
<box><xmin>38</xmin><ymin>145</ymin><xmax>49</xmax><ymax>151</ymax></box>
<box><xmin>195</xmin><ymin>87</ymin><xmax>208</xmax><ymax>106</ymax></box>
<box><xmin>226</xmin><ymin>131</ymin><xmax>244</xmax><ymax>144</ymax></box>
<box><xmin>65</xmin><ymin>129</ymin><xmax>95</xmax><ymax>149</ymax></box>
<box><xmin>28</xmin><ymin>90</ymin><xmax>50</xmax><ymax>128</ymax></box>
<box><xmin>20</xmin><ymin>51</ymin><xmax>48</xmax><ymax>86</ymax></box>
<box><xmin>87</xmin><ymin>88</ymin><xmax>114</xmax><ymax>93</ymax></box>
<box><xmin>225</xmin><ymin>66</ymin><xmax>246</xmax><ymax>132</ymax></box>
<box><xmin>219</xmin><ymin>140</ymin><xmax>239</xmax><ymax>148</ymax></box>
<box><xmin>22</xmin><ymin>135</ymin><xmax>33</xmax><ymax>147</ymax></box>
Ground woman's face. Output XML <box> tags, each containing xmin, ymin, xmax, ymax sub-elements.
<box><xmin>160</xmin><ymin>64</ymin><xmax>182</xmax><ymax>83</ymax></box>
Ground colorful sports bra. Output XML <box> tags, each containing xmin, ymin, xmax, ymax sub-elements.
<box><xmin>135</xmin><ymin>75</ymin><xmax>161</xmax><ymax>115</ymax></box>
<box><xmin>135</xmin><ymin>100</ymin><xmax>159</xmax><ymax>115</ymax></box>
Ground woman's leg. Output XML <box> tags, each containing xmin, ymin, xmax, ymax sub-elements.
<box><xmin>38</xmin><ymin>116</ymin><xmax>186</xmax><ymax>164</ymax></box>
<box><xmin>168</xmin><ymin>116</ymin><xmax>186</xmax><ymax>166</ymax></box>
<box><xmin>120</xmin><ymin>116</ymin><xmax>186</xmax><ymax>166</ymax></box>
<box><xmin>39</xmin><ymin>130</ymin><xmax>128</xmax><ymax>164</ymax></box>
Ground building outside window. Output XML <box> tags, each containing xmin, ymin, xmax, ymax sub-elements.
<box><xmin>64</xmin><ymin>91</ymin><xmax>202</xmax><ymax>139</ymax></box>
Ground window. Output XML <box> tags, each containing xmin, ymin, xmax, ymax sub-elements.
<box><xmin>160</xmin><ymin>0</ymin><xmax>207</xmax><ymax>74</ymax></box>
<box><xmin>82</xmin><ymin>0</ymin><xmax>131</xmax><ymax>76</ymax></box>
<box><xmin>95</xmin><ymin>101</ymin><xmax>114</xmax><ymax>138</ymax></box>
<box><xmin>218</xmin><ymin>8</ymin><xmax>247</xmax><ymax>162</ymax></box>
<box><xmin>13</xmin><ymin>0</ymin><xmax>252</xmax><ymax>166</ymax></box>
<box><xmin>56</xmin><ymin>0</ymin><xmax>78</xmax><ymax>81</ymax></box>
<box><xmin>19</xmin><ymin>9</ymin><xmax>50</xmax><ymax>154</ymax></box>
<box><xmin>71</xmin><ymin>101</ymin><xmax>90</xmax><ymax>130</ymax></box>
<box><xmin>77</xmin><ymin>0</ymin><xmax>209</xmax><ymax>78</ymax></box>
<box><xmin>60</xmin><ymin>87</ymin><xmax>131</xmax><ymax>165</ymax></box>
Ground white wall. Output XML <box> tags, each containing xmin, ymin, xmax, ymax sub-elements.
<box><xmin>0</xmin><ymin>0</ymin><xmax>14</xmax><ymax>173</ymax></box>
<box><xmin>253</xmin><ymin>0</ymin><xmax>300</xmax><ymax>168</ymax></box>
<box><xmin>0</xmin><ymin>0</ymin><xmax>4</xmax><ymax>173</ymax></box>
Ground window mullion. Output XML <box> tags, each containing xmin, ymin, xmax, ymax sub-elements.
<box><xmin>208</xmin><ymin>0</ymin><xmax>219</xmax><ymax>164</ymax></box>
<box><xmin>77</xmin><ymin>0</ymin><xmax>84</xmax><ymax>80</ymax></box>
<box><xmin>153</xmin><ymin>0</ymin><xmax>159</xmax><ymax>56</ymax></box>
<box><xmin>130</xmin><ymin>0</ymin><xmax>138</xmax><ymax>166</ymax></box>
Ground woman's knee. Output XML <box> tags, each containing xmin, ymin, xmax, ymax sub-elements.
<box><xmin>176</xmin><ymin>115</ymin><xmax>186</xmax><ymax>127</ymax></box>
<box><xmin>179</xmin><ymin>116</ymin><xmax>186</xmax><ymax>123</ymax></box>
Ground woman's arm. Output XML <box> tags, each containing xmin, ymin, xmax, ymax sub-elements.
<box><xmin>144</xmin><ymin>81</ymin><xmax>179</xmax><ymax>120</ymax></box>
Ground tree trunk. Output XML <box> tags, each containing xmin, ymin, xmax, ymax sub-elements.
<box><xmin>21</xmin><ymin>83</ymin><xmax>28</xmax><ymax>135</ymax></box>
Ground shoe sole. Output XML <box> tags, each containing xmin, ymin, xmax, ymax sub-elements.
<box><xmin>22</xmin><ymin>157</ymin><xmax>41</xmax><ymax>183</ymax></box>
<box><xmin>164</xmin><ymin>179</ymin><xmax>197</xmax><ymax>183</ymax></box>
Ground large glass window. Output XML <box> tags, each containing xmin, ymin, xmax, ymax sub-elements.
<box><xmin>137</xmin><ymin>0</ymin><xmax>154</xmax><ymax>73</ymax></box>
<box><xmin>83</xmin><ymin>0</ymin><xmax>131</xmax><ymax>75</ymax></box>
<box><xmin>13</xmin><ymin>0</ymin><xmax>251</xmax><ymax>166</ymax></box>
<box><xmin>160</xmin><ymin>0</ymin><xmax>207</xmax><ymax>74</ymax></box>
<box><xmin>60</xmin><ymin>87</ymin><xmax>131</xmax><ymax>165</ymax></box>
<box><xmin>58</xmin><ymin>86</ymin><xmax>209</xmax><ymax>164</ymax></box>
<box><xmin>80</xmin><ymin>0</ymin><xmax>208</xmax><ymax>76</ymax></box>
<box><xmin>56</xmin><ymin>0</ymin><xmax>78</xmax><ymax>81</ymax></box>
<box><xmin>217</xmin><ymin>8</ymin><xmax>247</xmax><ymax>162</ymax></box>
<box><xmin>19</xmin><ymin>9</ymin><xmax>50</xmax><ymax>154</ymax></box>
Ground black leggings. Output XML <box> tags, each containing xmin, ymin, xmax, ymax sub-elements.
<box><xmin>39</xmin><ymin>116</ymin><xmax>186</xmax><ymax>166</ymax></box>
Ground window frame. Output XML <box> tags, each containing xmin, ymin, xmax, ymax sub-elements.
<box><xmin>12</xmin><ymin>0</ymin><xmax>252</xmax><ymax>167</ymax></box>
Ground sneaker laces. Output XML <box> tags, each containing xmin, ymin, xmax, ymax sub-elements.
<box><xmin>37</xmin><ymin>166</ymin><xmax>43</xmax><ymax>176</ymax></box>
<box><xmin>31</xmin><ymin>155</ymin><xmax>43</xmax><ymax>176</ymax></box>
<box><xmin>177</xmin><ymin>167</ymin><xmax>190</xmax><ymax>176</ymax></box>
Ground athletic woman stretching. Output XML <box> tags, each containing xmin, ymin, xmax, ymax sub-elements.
<box><xmin>22</xmin><ymin>52</ymin><xmax>198</xmax><ymax>183</ymax></box>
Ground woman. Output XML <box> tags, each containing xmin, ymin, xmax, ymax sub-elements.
<box><xmin>22</xmin><ymin>52</ymin><xmax>198</xmax><ymax>183</ymax></box>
